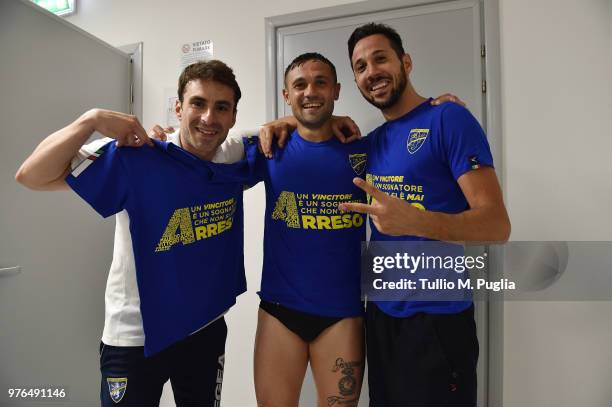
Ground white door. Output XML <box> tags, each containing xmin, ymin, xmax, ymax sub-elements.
<box><xmin>269</xmin><ymin>1</ymin><xmax>488</xmax><ymax>405</ymax></box>
<box><xmin>0</xmin><ymin>1</ymin><xmax>131</xmax><ymax>405</ymax></box>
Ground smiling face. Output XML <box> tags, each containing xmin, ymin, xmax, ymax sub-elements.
<box><xmin>350</xmin><ymin>34</ymin><xmax>411</xmax><ymax>111</ymax></box>
<box><xmin>283</xmin><ymin>59</ymin><xmax>340</xmax><ymax>130</ymax></box>
<box><xmin>175</xmin><ymin>79</ymin><xmax>236</xmax><ymax>160</ymax></box>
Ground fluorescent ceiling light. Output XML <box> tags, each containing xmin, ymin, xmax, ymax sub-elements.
<box><xmin>30</xmin><ymin>0</ymin><xmax>76</xmax><ymax>17</ymax></box>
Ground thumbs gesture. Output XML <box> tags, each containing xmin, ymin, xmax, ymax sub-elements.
<box><xmin>339</xmin><ymin>178</ymin><xmax>423</xmax><ymax>237</ymax></box>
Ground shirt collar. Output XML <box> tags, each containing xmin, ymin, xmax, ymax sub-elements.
<box><xmin>166</xmin><ymin>129</ymin><xmax>228</xmax><ymax>162</ymax></box>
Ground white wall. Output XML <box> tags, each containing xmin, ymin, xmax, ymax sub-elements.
<box><xmin>500</xmin><ymin>0</ymin><xmax>612</xmax><ymax>406</ymax></box>
<box><xmin>62</xmin><ymin>0</ymin><xmax>612</xmax><ymax>405</ymax></box>
<box><xmin>65</xmin><ymin>0</ymin><xmax>359</xmax><ymax>406</ymax></box>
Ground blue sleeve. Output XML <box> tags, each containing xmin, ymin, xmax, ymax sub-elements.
<box><xmin>243</xmin><ymin>136</ymin><xmax>266</xmax><ymax>185</ymax></box>
<box><xmin>438</xmin><ymin>103</ymin><xmax>494</xmax><ymax>180</ymax></box>
<box><xmin>65</xmin><ymin>141</ymin><xmax>129</xmax><ymax>218</ymax></box>
<box><xmin>206</xmin><ymin>136</ymin><xmax>266</xmax><ymax>185</ymax></box>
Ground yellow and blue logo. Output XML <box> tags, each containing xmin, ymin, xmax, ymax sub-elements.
<box><xmin>407</xmin><ymin>128</ymin><xmax>430</xmax><ymax>154</ymax></box>
<box><xmin>107</xmin><ymin>377</ymin><xmax>127</xmax><ymax>403</ymax></box>
<box><xmin>348</xmin><ymin>153</ymin><xmax>367</xmax><ymax>175</ymax></box>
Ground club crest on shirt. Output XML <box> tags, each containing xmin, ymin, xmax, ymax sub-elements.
<box><xmin>348</xmin><ymin>153</ymin><xmax>367</xmax><ymax>175</ymax></box>
<box><xmin>407</xmin><ymin>128</ymin><xmax>430</xmax><ymax>154</ymax></box>
<box><xmin>107</xmin><ymin>377</ymin><xmax>127</xmax><ymax>403</ymax></box>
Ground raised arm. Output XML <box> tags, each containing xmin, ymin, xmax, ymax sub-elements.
<box><xmin>258</xmin><ymin>115</ymin><xmax>361</xmax><ymax>158</ymax></box>
<box><xmin>258</xmin><ymin>94</ymin><xmax>464</xmax><ymax>158</ymax></box>
<box><xmin>15</xmin><ymin>109</ymin><xmax>150</xmax><ymax>191</ymax></box>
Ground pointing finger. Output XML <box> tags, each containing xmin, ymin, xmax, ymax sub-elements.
<box><xmin>352</xmin><ymin>178</ymin><xmax>387</xmax><ymax>201</ymax></box>
<box><xmin>338</xmin><ymin>201</ymin><xmax>377</xmax><ymax>215</ymax></box>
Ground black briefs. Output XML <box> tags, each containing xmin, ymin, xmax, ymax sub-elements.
<box><xmin>259</xmin><ymin>300</ymin><xmax>343</xmax><ymax>342</ymax></box>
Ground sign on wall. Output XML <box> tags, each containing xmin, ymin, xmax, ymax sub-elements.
<box><xmin>164</xmin><ymin>87</ymin><xmax>180</xmax><ymax>128</ymax></box>
<box><xmin>180</xmin><ymin>40</ymin><xmax>214</xmax><ymax>69</ymax></box>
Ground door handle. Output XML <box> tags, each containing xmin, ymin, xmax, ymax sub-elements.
<box><xmin>0</xmin><ymin>266</ymin><xmax>21</xmax><ymax>277</ymax></box>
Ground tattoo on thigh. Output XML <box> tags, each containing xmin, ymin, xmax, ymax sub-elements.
<box><xmin>326</xmin><ymin>358</ymin><xmax>362</xmax><ymax>406</ymax></box>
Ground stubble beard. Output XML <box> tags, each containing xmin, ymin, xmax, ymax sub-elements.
<box><xmin>294</xmin><ymin>102</ymin><xmax>334</xmax><ymax>130</ymax></box>
<box><xmin>360</xmin><ymin>65</ymin><xmax>408</xmax><ymax>111</ymax></box>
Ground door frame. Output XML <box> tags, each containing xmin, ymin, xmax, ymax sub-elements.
<box><xmin>119</xmin><ymin>42</ymin><xmax>144</xmax><ymax>121</ymax></box>
<box><xmin>20</xmin><ymin>1</ymin><xmax>138</xmax><ymax>120</ymax></box>
<box><xmin>264</xmin><ymin>1</ymin><xmax>505</xmax><ymax>406</ymax></box>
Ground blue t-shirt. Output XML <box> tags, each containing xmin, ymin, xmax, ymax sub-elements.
<box><xmin>246</xmin><ymin>131</ymin><xmax>368</xmax><ymax>317</ymax></box>
<box><xmin>367</xmin><ymin>99</ymin><xmax>494</xmax><ymax>317</ymax></box>
<box><xmin>66</xmin><ymin>139</ymin><xmax>250</xmax><ymax>356</ymax></box>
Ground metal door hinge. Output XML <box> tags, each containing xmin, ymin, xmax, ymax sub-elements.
<box><xmin>482</xmin><ymin>80</ymin><xmax>487</xmax><ymax>93</ymax></box>
<box><xmin>481</xmin><ymin>44</ymin><xmax>486</xmax><ymax>57</ymax></box>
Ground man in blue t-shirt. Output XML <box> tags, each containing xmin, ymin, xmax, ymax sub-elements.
<box><xmin>251</xmin><ymin>52</ymin><xmax>369</xmax><ymax>407</ymax></box>
<box><xmin>15</xmin><ymin>60</ymin><xmax>250</xmax><ymax>407</ymax></box>
<box><xmin>338</xmin><ymin>23</ymin><xmax>511</xmax><ymax>407</ymax></box>
<box><xmin>258</xmin><ymin>60</ymin><xmax>471</xmax><ymax>407</ymax></box>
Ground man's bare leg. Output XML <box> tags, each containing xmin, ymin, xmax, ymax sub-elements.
<box><xmin>254</xmin><ymin>308</ymin><xmax>309</xmax><ymax>407</ymax></box>
<box><xmin>309</xmin><ymin>317</ymin><xmax>364</xmax><ymax>407</ymax></box>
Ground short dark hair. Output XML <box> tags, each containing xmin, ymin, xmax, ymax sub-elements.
<box><xmin>347</xmin><ymin>23</ymin><xmax>405</xmax><ymax>62</ymax></box>
<box><xmin>284</xmin><ymin>52</ymin><xmax>337</xmax><ymax>86</ymax></box>
<box><xmin>177</xmin><ymin>60</ymin><xmax>241</xmax><ymax>111</ymax></box>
